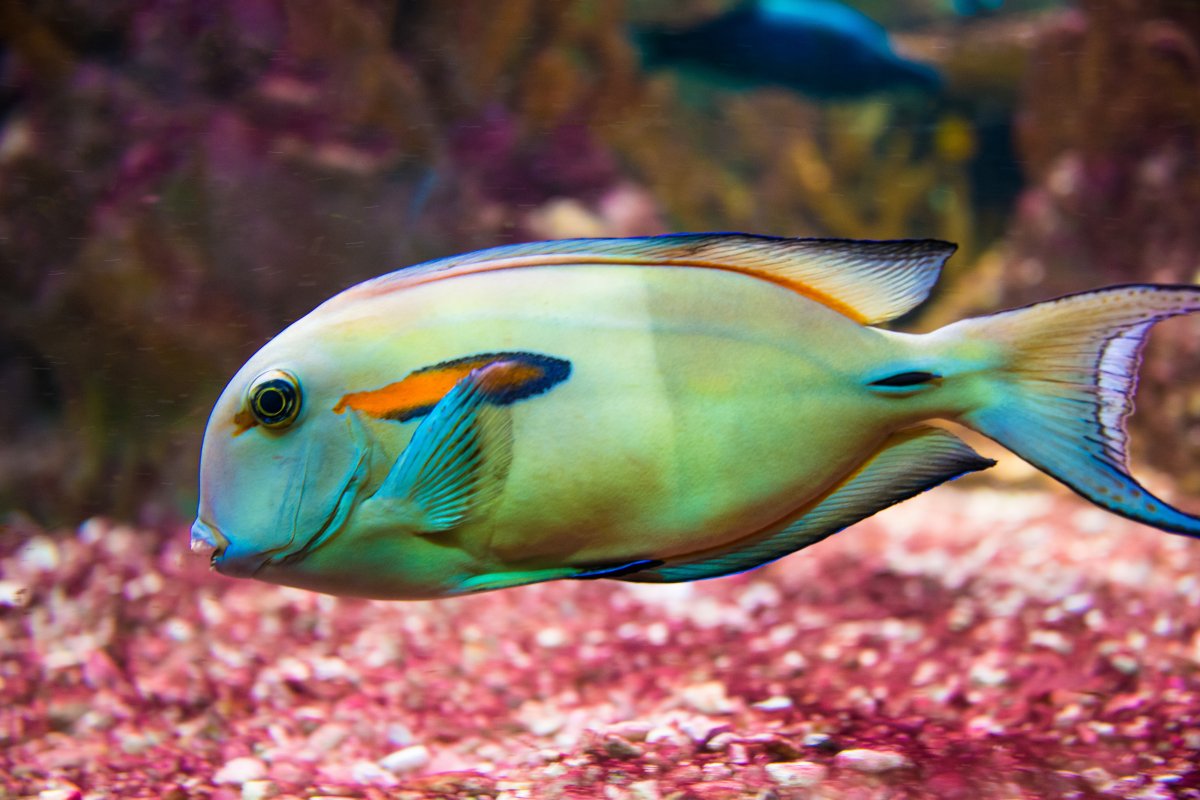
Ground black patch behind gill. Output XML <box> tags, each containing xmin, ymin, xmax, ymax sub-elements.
<box><xmin>389</xmin><ymin>403</ymin><xmax>437</xmax><ymax>423</ymax></box>
<box><xmin>392</xmin><ymin>351</ymin><xmax>572</xmax><ymax>423</ymax></box>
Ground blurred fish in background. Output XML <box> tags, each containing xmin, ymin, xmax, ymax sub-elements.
<box><xmin>949</xmin><ymin>0</ymin><xmax>1006</xmax><ymax>17</ymax></box>
<box><xmin>632</xmin><ymin>0</ymin><xmax>941</xmax><ymax>100</ymax></box>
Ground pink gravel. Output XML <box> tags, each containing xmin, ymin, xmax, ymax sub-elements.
<box><xmin>4</xmin><ymin>485</ymin><xmax>1200</xmax><ymax>799</ymax></box>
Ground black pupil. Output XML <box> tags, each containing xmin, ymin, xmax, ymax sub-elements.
<box><xmin>258</xmin><ymin>388</ymin><xmax>285</xmax><ymax>415</ymax></box>
<box><xmin>253</xmin><ymin>379</ymin><xmax>295</xmax><ymax>422</ymax></box>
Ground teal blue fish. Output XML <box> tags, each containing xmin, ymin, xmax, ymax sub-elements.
<box><xmin>634</xmin><ymin>0</ymin><xmax>940</xmax><ymax>99</ymax></box>
<box><xmin>191</xmin><ymin>234</ymin><xmax>1200</xmax><ymax>599</ymax></box>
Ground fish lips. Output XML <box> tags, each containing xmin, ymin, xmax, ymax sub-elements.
<box><xmin>191</xmin><ymin>518</ymin><xmax>268</xmax><ymax>578</ymax></box>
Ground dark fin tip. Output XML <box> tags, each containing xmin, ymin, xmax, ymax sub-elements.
<box><xmin>571</xmin><ymin>559</ymin><xmax>664</xmax><ymax>580</ymax></box>
<box><xmin>870</xmin><ymin>370</ymin><xmax>941</xmax><ymax>388</ymax></box>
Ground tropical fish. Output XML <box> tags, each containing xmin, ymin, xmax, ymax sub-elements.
<box><xmin>951</xmin><ymin>0</ymin><xmax>1004</xmax><ymax>15</ymax></box>
<box><xmin>633</xmin><ymin>0</ymin><xmax>940</xmax><ymax>99</ymax></box>
<box><xmin>192</xmin><ymin>234</ymin><xmax>1200</xmax><ymax>600</ymax></box>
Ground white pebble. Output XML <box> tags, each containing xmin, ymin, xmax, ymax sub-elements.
<box><xmin>765</xmin><ymin>761</ymin><xmax>827</xmax><ymax>787</ymax></box>
<box><xmin>604</xmin><ymin>721</ymin><xmax>653</xmax><ymax>742</ymax></box>
<box><xmin>835</xmin><ymin>748</ymin><xmax>912</xmax><ymax>773</ymax></box>
<box><xmin>276</xmin><ymin>657</ymin><xmax>312</xmax><ymax>682</ymax></box>
<box><xmin>163</xmin><ymin>618</ymin><xmax>194</xmax><ymax>642</ymax></box>
<box><xmin>706</xmin><ymin>732</ymin><xmax>737</xmax><ymax>752</ymax></box>
<box><xmin>241</xmin><ymin>780</ymin><xmax>279</xmax><ymax>800</ymax></box>
<box><xmin>680</xmin><ymin>681</ymin><xmax>735</xmax><ymax>714</ymax></box>
<box><xmin>677</xmin><ymin>715</ymin><xmax>731</xmax><ymax>743</ymax></box>
<box><xmin>645</xmin><ymin>726</ymin><xmax>689</xmax><ymax>746</ymax></box>
<box><xmin>306</xmin><ymin>722</ymin><xmax>349</xmax><ymax>753</ymax></box>
<box><xmin>738</xmin><ymin>581</ymin><xmax>781</xmax><ymax>610</ymax></box>
<box><xmin>1029</xmin><ymin>629</ymin><xmax>1073</xmax><ymax>655</ymax></box>
<box><xmin>77</xmin><ymin>517</ymin><xmax>108</xmax><ymax>544</ymax></box>
<box><xmin>311</xmin><ymin>656</ymin><xmax>354</xmax><ymax>681</ymax></box>
<box><xmin>379</xmin><ymin>744</ymin><xmax>431</xmax><ymax>774</ymax></box>
<box><xmin>752</xmin><ymin>695</ymin><xmax>793</xmax><ymax>711</ymax></box>
<box><xmin>1062</xmin><ymin>593</ymin><xmax>1093</xmax><ymax>614</ymax></box>
<box><xmin>38</xmin><ymin>790</ymin><xmax>81</xmax><ymax>800</ymax></box>
<box><xmin>386</xmin><ymin>722</ymin><xmax>415</xmax><ymax>747</ymax></box>
<box><xmin>351</xmin><ymin>760</ymin><xmax>398</xmax><ymax>786</ymax></box>
<box><xmin>0</xmin><ymin>580</ymin><xmax>30</xmax><ymax>608</ymax></box>
<box><xmin>19</xmin><ymin>536</ymin><xmax>60</xmax><ymax>572</ymax></box>
<box><xmin>968</xmin><ymin>663</ymin><xmax>1008</xmax><ymax>687</ymax></box>
<box><xmin>535</xmin><ymin>627</ymin><xmax>567</xmax><ymax>648</ymax></box>
<box><xmin>629</xmin><ymin>780</ymin><xmax>661</xmax><ymax>800</ymax></box>
<box><xmin>701</xmin><ymin>762</ymin><xmax>733</xmax><ymax>780</ymax></box>
<box><xmin>1108</xmin><ymin>653</ymin><xmax>1140</xmax><ymax>675</ymax></box>
<box><xmin>781</xmin><ymin>650</ymin><xmax>808</xmax><ymax>672</ymax></box>
<box><xmin>214</xmin><ymin>757</ymin><xmax>268</xmax><ymax>785</ymax></box>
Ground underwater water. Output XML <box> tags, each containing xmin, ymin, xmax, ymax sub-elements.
<box><xmin>6</xmin><ymin>0</ymin><xmax>1200</xmax><ymax>797</ymax></box>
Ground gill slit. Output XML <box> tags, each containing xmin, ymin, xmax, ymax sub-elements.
<box><xmin>264</xmin><ymin>415</ymin><xmax>374</xmax><ymax>571</ymax></box>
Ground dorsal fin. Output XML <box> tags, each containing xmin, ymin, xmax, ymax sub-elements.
<box><xmin>335</xmin><ymin>234</ymin><xmax>955</xmax><ymax>324</ymax></box>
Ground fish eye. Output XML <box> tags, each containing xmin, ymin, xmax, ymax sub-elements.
<box><xmin>247</xmin><ymin>370</ymin><xmax>302</xmax><ymax>429</ymax></box>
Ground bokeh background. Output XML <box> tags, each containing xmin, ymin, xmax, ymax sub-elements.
<box><xmin>3</xmin><ymin>0</ymin><xmax>1200</xmax><ymax>527</ymax></box>
<box><xmin>9</xmin><ymin>3</ymin><xmax>1200</xmax><ymax>798</ymax></box>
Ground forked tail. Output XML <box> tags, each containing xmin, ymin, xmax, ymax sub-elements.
<box><xmin>943</xmin><ymin>284</ymin><xmax>1200</xmax><ymax>536</ymax></box>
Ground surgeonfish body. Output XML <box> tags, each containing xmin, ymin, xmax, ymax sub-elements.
<box><xmin>634</xmin><ymin>0</ymin><xmax>940</xmax><ymax>99</ymax></box>
<box><xmin>192</xmin><ymin>234</ymin><xmax>1200</xmax><ymax>599</ymax></box>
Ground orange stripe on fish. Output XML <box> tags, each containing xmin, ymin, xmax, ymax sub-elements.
<box><xmin>232</xmin><ymin>408</ymin><xmax>258</xmax><ymax>437</ymax></box>
<box><xmin>351</xmin><ymin>253</ymin><xmax>870</xmax><ymax>324</ymax></box>
<box><xmin>334</xmin><ymin>352</ymin><xmax>571</xmax><ymax>422</ymax></box>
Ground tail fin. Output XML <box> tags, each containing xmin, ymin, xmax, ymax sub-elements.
<box><xmin>949</xmin><ymin>284</ymin><xmax>1200</xmax><ymax>536</ymax></box>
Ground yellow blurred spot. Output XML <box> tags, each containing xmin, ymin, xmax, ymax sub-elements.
<box><xmin>788</xmin><ymin>140</ymin><xmax>832</xmax><ymax>194</ymax></box>
<box><xmin>936</xmin><ymin>116</ymin><xmax>977</xmax><ymax>164</ymax></box>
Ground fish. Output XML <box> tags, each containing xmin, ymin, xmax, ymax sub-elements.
<box><xmin>950</xmin><ymin>0</ymin><xmax>1005</xmax><ymax>15</ymax></box>
<box><xmin>632</xmin><ymin>0</ymin><xmax>940</xmax><ymax>100</ymax></box>
<box><xmin>192</xmin><ymin>233</ymin><xmax>1200</xmax><ymax>600</ymax></box>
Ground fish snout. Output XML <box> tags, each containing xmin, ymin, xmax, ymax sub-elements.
<box><xmin>190</xmin><ymin>519</ymin><xmax>228</xmax><ymax>566</ymax></box>
<box><xmin>192</xmin><ymin>520</ymin><xmax>272</xmax><ymax>578</ymax></box>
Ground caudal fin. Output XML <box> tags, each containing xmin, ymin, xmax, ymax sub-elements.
<box><xmin>949</xmin><ymin>284</ymin><xmax>1200</xmax><ymax>536</ymax></box>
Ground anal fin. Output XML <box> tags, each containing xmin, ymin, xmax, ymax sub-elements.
<box><xmin>569</xmin><ymin>559</ymin><xmax>664</xmax><ymax>580</ymax></box>
<box><xmin>455</xmin><ymin>559</ymin><xmax>664</xmax><ymax>594</ymax></box>
<box><xmin>623</xmin><ymin>426</ymin><xmax>994</xmax><ymax>583</ymax></box>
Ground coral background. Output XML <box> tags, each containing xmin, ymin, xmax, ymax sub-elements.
<box><xmin>3</xmin><ymin>0</ymin><xmax>1200</xmax><ymax>522</ymax></box>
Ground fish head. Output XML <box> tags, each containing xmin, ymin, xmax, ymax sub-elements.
<box><xmin>192</xmin><ymin>335</ymin><xmax>372</xmax><ymax>582</ymax></box>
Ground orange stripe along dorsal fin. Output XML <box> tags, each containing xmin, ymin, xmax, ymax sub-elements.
<box><xmin>333</xmin><ymin>352</ymin><xmax>571</xmax><ymax>423</ymax></box>
<box><xmin>331</xmin><ymin>234</ymin><xmax>955</xmax><ymax>325</ymax></box>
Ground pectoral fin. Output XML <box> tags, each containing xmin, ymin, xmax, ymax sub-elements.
<box><xmin>624</xmin><ymin>426</ymin><xmax>994</xmax><ymax>583</ymax></box>
<box><xmin>365</xmin><ymin>364</ymin><xmax>514</xmax><ymax>533</ymax></box>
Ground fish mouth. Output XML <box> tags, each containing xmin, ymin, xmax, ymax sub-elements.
<box><xmin>191</xmin><ymin>519</ymin><xmax>263</xmax><ymax>577</ymax></box>
<box><xmin>190</xmin><ymin>519</ymin><xmax>228</xmax><ymax>565</ymax></box>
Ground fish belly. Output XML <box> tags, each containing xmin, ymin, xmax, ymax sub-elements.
<box><xmin>332</xmin><ymin>264</ymin><xmax>906</xmax><ymax>570</ymax></box>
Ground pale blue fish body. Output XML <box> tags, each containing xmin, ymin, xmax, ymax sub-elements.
<box><xmin>192</xmin><ymin>235</ymin><xmax>1200</xmax><ymax>599</ymax></box>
